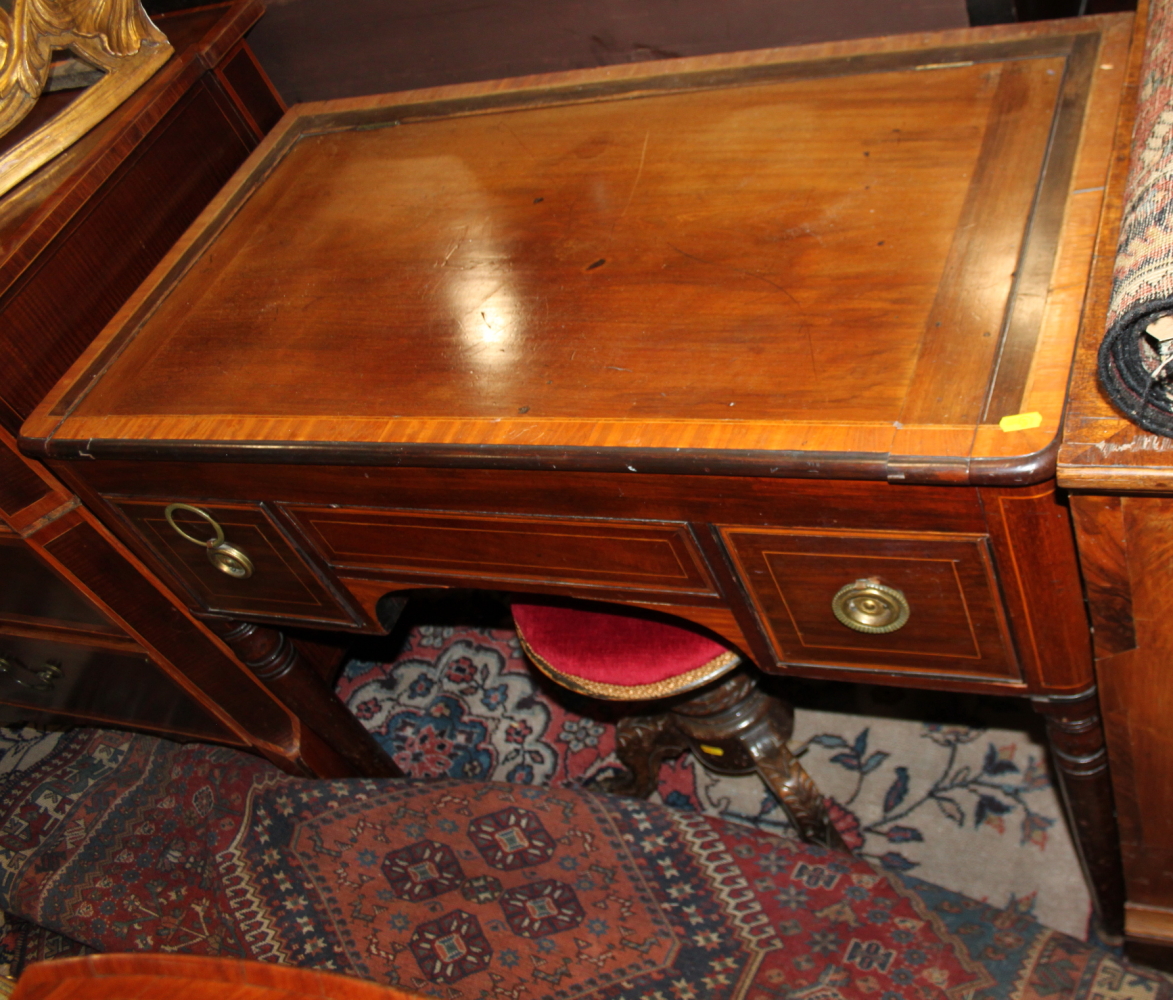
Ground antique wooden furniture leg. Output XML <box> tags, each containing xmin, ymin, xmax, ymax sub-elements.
<box><xmin>205</xmin><ymin>618</ymin><xmax>402</xmax><ymax>778</ymax></box>
<box><xmin>669</xmin><ymin>672</ymin><xmax>848</xmax><ymax>852</ymax></box>
<box><xmin>1032</xmin><ymin>687</ymin><xmax>1125</xmax><ymax>939</ymax></box>
<box><xmin>604</xmin><ymin>713</ymin><xmax>690</xmax><ymax>798</ymax></box>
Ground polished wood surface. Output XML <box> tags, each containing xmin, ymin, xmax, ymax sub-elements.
<box><xmin>25</xmin><ymin>17</ymin><xmax>1130</xmax><ymax>481</ymax></box>
<box><xmin>0</xmin><ymin>426</ymin><xmax>293</xmax><ymax>756</ymax></box>
<box><xmin>114</xmin><ymin>499</ymin><xmax>361</xmax><ymax>625</ymax></box>
<box><xmin>723</xmin><ymin>528</ymin><xmax>1017</xmax><ymax>680</ymax></box>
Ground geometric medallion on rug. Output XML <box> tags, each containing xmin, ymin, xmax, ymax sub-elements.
<box><xmin>336</xmin><ymin>622</ymin><xmax>1091</xmax><ymax>938</ymax></box>
<box><xmin>0</xmin><ymin>727</ymin><xmax>1164</xmax><ymax>1000</ymax></box>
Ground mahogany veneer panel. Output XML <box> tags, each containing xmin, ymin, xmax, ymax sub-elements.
<box><xmin>0</xmin><ymin>537</ymin><xmax>120</xmax><ymax>636</ymax></box>
<box><xmin>0</xmin><ymin>2</ymin><xmax>272</xmax><ymax>434</ymax></box>
<box><xmin>290</xmin><ymin>507</ymin><xmax>717</xmax><ymax>596</ymax></box>
<box><xmin>723</xmin><ymin>528</ymin><xmax>1018</xmax><ymax>680</ymax></box>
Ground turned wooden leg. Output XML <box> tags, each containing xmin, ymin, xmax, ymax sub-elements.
<box><xmin>671</xmin><ymin>671</ymin><xmax>848</xmax><ymax>852</ymax></box>
<box><xmin>749</xmin><ymin>741</ymin><xmax>848</xmax><ymax>853</ymax></box>
<box><xmin>206</xmin><ymin>618</ymin><xmax>403</xmax><ymax>779</ymax></box>
<box><xmin>599</xmin><ymin>713</ymin><xmax>689</xmax><ymax>798</ymax></box>
<box><xmin>1033</xmin><ymin>686</ymin><xmax>1125</xmax><ymax>939</ymax></box>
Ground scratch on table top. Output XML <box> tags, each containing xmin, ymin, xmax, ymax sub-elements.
<box><xmin>612</xmin><ymin>130</ymin><xmax>649</xmax><ymax>235</ymax></box>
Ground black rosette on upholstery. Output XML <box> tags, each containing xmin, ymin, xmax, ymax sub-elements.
<box><xmin>1098</xmin><ymin>301</ymin><xmax>1173</xmax><ymax>437</ymax></box>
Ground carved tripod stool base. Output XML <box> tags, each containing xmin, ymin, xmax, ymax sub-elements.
<box><xmin>601</xmin><ymin>670</ymin><xmax>848</xmax><ymax>852</ymax></box>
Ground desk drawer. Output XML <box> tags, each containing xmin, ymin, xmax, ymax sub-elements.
<box><xmin>721</xmin><ymin>527</ymin><xmax>1018</xmax><ymax>680</ymax></box>
<box><xmin>107</xmin><ymin>498</ymin><xmax>359</xmax><ymax>625</ymax></box>
<box><xmin>286</xmin><ymin>507</ymin><xmax>718</xmax><ymax>596</ymax></box>
<box><xmin>0</xmin><ymin>630</ymin><xmax>234</xmax><ymax>741</ymax></box>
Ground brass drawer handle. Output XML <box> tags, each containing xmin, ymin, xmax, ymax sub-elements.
<box><xmin>163</xmin><ymin>503</ymin><xmax>255</xmax><ymax>579</ymax></box>
<box><xmin>0</xmin><ymin>655</ymin><xmax>62</xmax><ymax>691</ymax></box>
<box><xmin>832</xmin><ymin>578</ymin><xmax>910</xmax><ymax>634</ymax></box>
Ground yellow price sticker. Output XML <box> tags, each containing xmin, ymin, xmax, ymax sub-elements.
<box><xmin>998</xmin><ymin>411</ymin><xmax>1043</xmax><ymax>433</ymax></box>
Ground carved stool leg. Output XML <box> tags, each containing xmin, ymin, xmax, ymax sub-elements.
<box><xmin>206</xmin><ymin>618</ymin><xmax>402</xmax><ymax>779</ymax></box>
<box><xmin>670</xmin><ymin>671</ymin><xmax>848</xmax><ymax>852</ymax></box>
<box><xmin>1032</xmin><ymin>687</ymin><xmax>1125</xmax><ymax>939</ymax></box>
<box><xmin>599</xmin><ymin>713</ymin><xmax>689</xmax><ymax>798</ymax></box>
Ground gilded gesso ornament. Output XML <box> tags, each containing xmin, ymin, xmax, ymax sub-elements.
<box><xmin>0</xmin><ymin>0</ymin><xmax>171</xmax><ymax>196</ymax></box>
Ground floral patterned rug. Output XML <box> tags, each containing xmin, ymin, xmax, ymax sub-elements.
<box><xmin>336</xmin><ymin>612</ymin><xmax>1092</xmax><ymax>941</ymax></box>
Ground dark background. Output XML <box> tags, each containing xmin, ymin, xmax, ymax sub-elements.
<box><xmin>141</xmin><ymin>0</ymin><xmax>1137</xmax><ymax>108</ymax></box>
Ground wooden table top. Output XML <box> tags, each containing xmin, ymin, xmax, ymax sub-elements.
<box><xmin>23</xmin><ymin>16</ymin><xmax>1131</xmax><ymax>485</ymax></box>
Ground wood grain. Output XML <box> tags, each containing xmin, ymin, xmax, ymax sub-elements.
<box><xmin>23</xmin><ymin>18</ymin><xmax>1129</xmax><ymax>482</ymax></box>
<box><xmin>1057</xmin><ymin>0</ymin><xmax>1164</xmax><ymax>489</ymax></box>
<box><xmin>111</xmin><ymin>499</ymin><xmax>360</xmax><ymax>625</ymax></box>
<box><xmin>1069</xmin><ymin>494</ymin><xmax>1135</xmax><ymax>658</ymax></box>
<box><xmin>978</xmin><ymin>484</ymin><xmax>1095</xmax><ymax>694</ymax></box>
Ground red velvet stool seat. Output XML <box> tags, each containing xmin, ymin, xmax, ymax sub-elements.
<box><xmin>512</xmin><ymin>599</ymin><xmax>845</xmax><ymax>850</ymax></box>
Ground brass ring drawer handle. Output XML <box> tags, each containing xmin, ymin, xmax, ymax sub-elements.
<box><xmin>831</xmin><ymin>578</ymin><xmax>910</xmax><ymax>634</ymax></box>
<box><xmin>0</xmin><ymin>654</ymin><xmax>61</xmax><ymax>691</ymax></box>
<box><xmin>163</xmin><ymin>503</ymin><xmax>255</xmax><ymax>579</ymax></box>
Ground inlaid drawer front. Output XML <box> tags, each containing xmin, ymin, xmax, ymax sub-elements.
<box><xmin>108</xmin><ymin>499</ymin><xmax>357</xmax><ymax>624</ymax></box>
<box><xmin>0</xmin><ymin>632</ymin><xmax>234</xmax><ymax>741</ymax></box>
<box><xmin>721</xmin><ymin>528</ymin><xmax>1018</xmax><ymax>680</ymax></box>
<box><xmin>0</xmin><ymin>536</ymin><xmax>121</xmax><ymax>637</ymax></box>
<box><xmin>286</xmin><ymin>507</ymin><xmax>717</xmax><ymax>596</ymax></box>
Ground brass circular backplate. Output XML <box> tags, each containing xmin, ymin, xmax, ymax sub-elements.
<box><xmin>831</xmin><ymin>578</ymin><xmax>910</xmax><ymax>634</ymax></box>
<box><xmin>207</xmin><ymin>542</ymin><xmax>254</xmax><ymax>579</ymax></box>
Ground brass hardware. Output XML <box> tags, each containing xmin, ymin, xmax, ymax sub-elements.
<box><xmin>164</xmin><ymin>503</ymin><xmax>254</xmax><ymax>579</ymax></box>
<box><xmin>164</xmin><ymin>503</ymin><xmax>225</xmax><ymax>546</ymax></box>
<box><xmin>0</xmin><ymin>655</ymin><xmax>62</xmax><ymax>692</ymax></box>
<box><xmin>207</xmin><ymin>542</ymin><xmax>254</xmax><ymax>579</ymax></box>
<box><xmin>831</xmin><ymin>578</ymin><xmax>910</xmax><ymax>634</ymax></box>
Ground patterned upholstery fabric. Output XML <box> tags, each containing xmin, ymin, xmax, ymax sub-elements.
<box><xmin>1099</xmin><ymin>0</ymin><xmax>1173</xmax><ymax>433</ymax></box>
<box><xmin>0</xmin><ymin>727</ymin><xmax>1168</xmax><ymax>1000</ymax></box>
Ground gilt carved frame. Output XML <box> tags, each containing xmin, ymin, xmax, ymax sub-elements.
<box><xmin>0</xmin><ymin>0</ymin><xmax>172</xmax><ymax>197</ymax></box>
